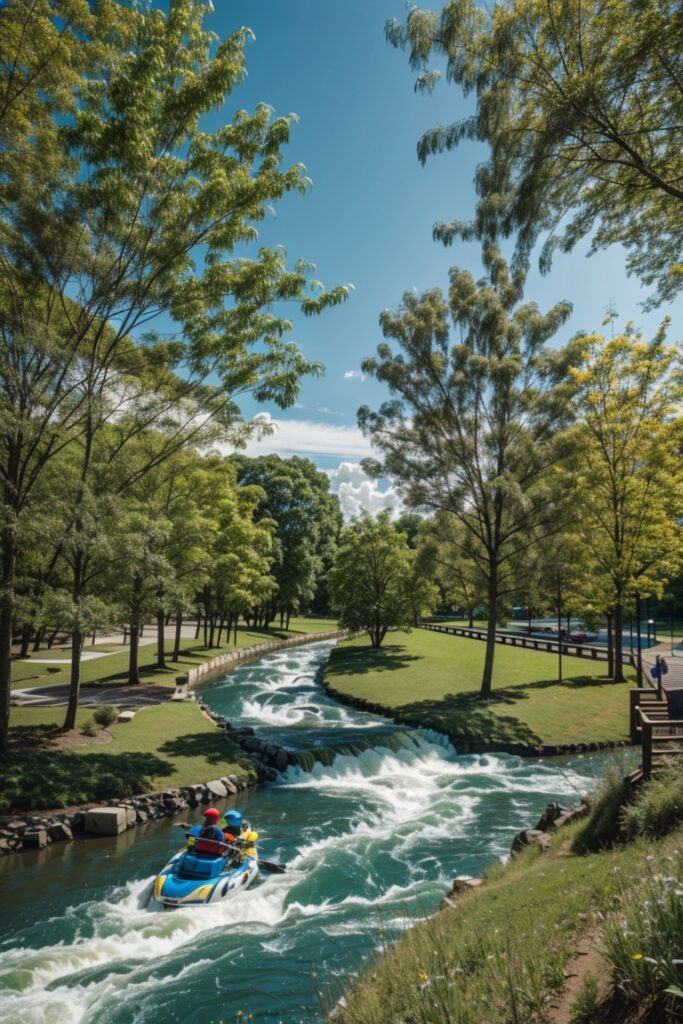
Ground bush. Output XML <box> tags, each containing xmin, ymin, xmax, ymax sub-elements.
<box><xmin>93</xmin><ymin>705</ymin><xmax>118</xmax><ymax>728</ymax></box>
<box><xmin>621</xmin><ymin>764</ymin><xmax>683</xmax><ymax>839</ymax></box>
<box><xmin>602</xmin><ymin>850</ymin><xmax>683</xmax><ymax>1015</ymax></box>
<box><xmin>79</xmin><ymin>717</ymin><xmax>98</xmax><ymax>737</ymax></box>
<box><xmin>572</xmin><ymin>765</ymin><xmax>630</xmax><ymax>853</ymax></box>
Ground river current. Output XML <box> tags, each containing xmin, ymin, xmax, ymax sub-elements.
<box><xmin>0</xmin><ymin>640</ymin><xmax>630</xmax><ymax>1024</ymax></box>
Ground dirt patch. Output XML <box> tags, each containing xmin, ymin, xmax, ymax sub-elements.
<box><xmin>547</xmin><ymin>929</ymin><xmax>607</xmax><ymax>1024</ymax></box>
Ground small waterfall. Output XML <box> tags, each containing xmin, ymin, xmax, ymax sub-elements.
<box><xmin>291</xmin><ymin>730</ymin><xmax>421</xmax><ymax>771</ymax></box>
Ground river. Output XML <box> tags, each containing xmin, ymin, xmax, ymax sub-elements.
<box><xmin>0</xmin><ymin>639</ymin><xmax>631</xmax><ymax>1024</ymax></box>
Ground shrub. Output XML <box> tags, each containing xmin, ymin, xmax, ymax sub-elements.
<box><xmin>621</xmin><ymin>764</ymin><xmax>683</xmax><ymax>839</ymax></box>
<box><xmin>572</xmin><ymin>765</ymin><xmax>630</xmax><ymax>853</ymax></box>
<box><xmin>93</xmin><ymin>704</ymin><xmax>118</xmax><ymax>728</ymax></box>
<box><xmin>79</xmin><ymin>717</ymin><xmax>98</xmax><ymax>737</ymax></box>
<box><xmin>602</xmin><ymin>851</ymin><xmax>683</xmax><ymax>1015</ymax></box>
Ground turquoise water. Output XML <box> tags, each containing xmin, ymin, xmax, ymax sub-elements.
<box><xmin>0</xmin><ymin>641</ymin><xmax>633</xmax><ymax>1024</ymax></box>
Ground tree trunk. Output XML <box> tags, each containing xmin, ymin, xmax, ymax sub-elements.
<box><xmin>128</xmin><ymin>624</ymin><xmax>140</xmax><ymax>685</ymax></box>
<box><xmin>635</xmin><ymin>593</ymin><xmax>643</xmax><ymax>685</ymax></box>
<box><xmin>217</xmin><ymin>615</ymin><xmax>224</xmax><ymax>646</ymax></box>
<box><xmin>233</xmin><ymin>616</ymin><xmax>238</xmax><ymax>645</ymax></box>
<box><xmin>527</xmin><ymin>607</ymin><xmax>532</xmax><ymax>636</ymax></box>
<box><xmin>62</xmin><ymin>629</ymin><xmax>84</xmax><ymax>731</ymax></box>
<box><xmin>157</xmin><ymin>609</ymin><xmax>166</xmax><ymax>669</ymax></box>
<box><xmin>613</xmin><ymin>602</ymin><xmax>625</xmax><ymax>682</ymax></box>
<box><xmin>209</xmin><ymin>615</ymin><xmax>216</xmax><ymax>648</ymax></box>
<box><xmin>0</xmin><ymin>526</ymin><xmax>14</xmax><ymax>755</ymax></box>
<box><xmin>32</xmin><ymin>625</ymin><xmax>44</xmax><ymax>653</ymax></box>
<box><xmin>479</xmin><ymin>572</ymin><xmax>498</xmax><ymax>699</ymax></box>
<box><xmin>286</xmin><ymin>609</ymin><xmax>291</xmax><ymax>630</ymax></box>
<box><xmin>20</xmin><ymin>623</ymin><xmax>31</xmax><ymax>658</ymax></box>
<box><xmin>606</xmin><ymin>611</ymin><xmax>614</xmax><ymax>678</ymax></box>
<box><xmin>47</xmin><ymin>629</ymin><xmax>59</xmax><ymax>649</ymax></box>
<box><xmin>194</xmin><ymin>615</ymin><xmax>201</xmax><ymax>640</ymax></box>
<box><xmin>172</xmin><ymin>613</ymin><xmax>183</xmax><ymax>662</ymax></box>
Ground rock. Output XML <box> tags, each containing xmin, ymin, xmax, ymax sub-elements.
<box><xmin>117</xmin><ymin>806</ymin><xmax>137</xmax><ymax>828</ymax></box>
<box><xmin>274</xmin><ymin>749</ymin><xmax>289</xmax><ymax>772</ymax></box>
<box><xmin>70</xmin><ymin>812</ymin><xmax>85</xmax><ymax>832</ymax></box>
<box><xmin>47</xmin><ymin>822</ymin><xmax>73</xmax><ymax>842</ymax></box>
<box><xmin>23</xmin><ymin>829</ymin><xmax>48</xmax><ymax>849</ymax></box>
<box><xmin>116</xmin><ymin>710</ymin><xmax>136</xmax><ymax>723</ymax></box>
<box><xmin>221</xmin><ymin>776</ymin><xmax>238</xmax><ymax>795</ymax></box>
<box><xmin>534</xmin><ymin>802</ymin><xmax>570</xmax><ymax>832</ymax></box>
<box><xmin>510</xmin><ymin>829</ymin><xmax>551</xmax><ymax>856</ymax></box>
<box><xmin>84</xmin><ymin>807</ymin><xmax>128</xmax><ymax>836</ymax></box>
<box><xmin>450</xmin><ymin>876</ymin><xmax>483</xmax><ymax>895</ymax></box>
<box><xmin>136</xmin><ymin>810</ymin><xmax>149</xmax><ymax>823</ymax></box>
<box><xmin>205</xmin><ymin>779</ymin><xmax>228</xmax><ymax>800</ymax></box>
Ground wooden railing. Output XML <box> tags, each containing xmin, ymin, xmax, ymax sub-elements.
<box><xmin>630</xmin><ymin>687</ymin><xmax>683</xmax><ymax>778</ymax></box>
<box><xmin>418</xmin><ymin>621</ymin><xmax>637</xmax><ymax>667</ymax></box>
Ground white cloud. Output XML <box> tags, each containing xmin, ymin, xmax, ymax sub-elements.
<box><xmin>344</xmin><ymin>370</ymin><xmax>365</xmax><ymax>381</ymax></box>
<box><xmin>224</xmin><ymin>414</ymin><xmax>375</xmax><ymax>461</ymax></box>
<box><xmin>327</xmin><ymin>462</ymin><xmax>402</xmax><ymax>521</ymax></box>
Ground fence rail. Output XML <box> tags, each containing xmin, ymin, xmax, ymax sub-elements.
<box><xmin>418</xmin><ymin>621</ymin><xmax>636</xmax><ymax>667</ymax></box>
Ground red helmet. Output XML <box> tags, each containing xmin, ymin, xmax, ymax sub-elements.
<box><xmin>203</xmin><ymin>807</ymin><xmax>220</xmax><ymax>821</ymax></box>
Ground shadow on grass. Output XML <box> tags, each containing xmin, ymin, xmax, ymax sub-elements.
<box><xmin>397</xmin><ymin>691</ymin><xmax>544</xmax><ymax>748</ymax></box>
<box><xmin>159</xmin><ymin>731</ymin><xmax>255</xmax><ymax>773</ymax></box>
<box><xmin>0</xmin><ymin>750</ymin><xmax>174</xmax><ymax>813</ymax></box>
<box><xmin>326</xmin><ymin>643</ymin><xmax>421</xmax><ymax>676</ymax></box>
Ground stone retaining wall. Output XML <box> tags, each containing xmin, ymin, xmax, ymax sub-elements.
<box><xmin>0</xmin><ymin>773</ymin><xmax>254</xmax><ymax>855</ymax></box>
<box><xmin>186</xmin><ymin>630</ymin><xmax>344</xmax><ymax>687</ymax></box>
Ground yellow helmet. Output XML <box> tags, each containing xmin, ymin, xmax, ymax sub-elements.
<box><xmin>245</xmin><ymin>830</ymin><xmax>258</xmax><ymax>843</ymax></box>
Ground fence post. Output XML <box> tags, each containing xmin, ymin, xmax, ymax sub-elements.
<box><xmin>641</xmin><ymin>717</ymin><xmax>653</xmax><ymax>778</ymax></box>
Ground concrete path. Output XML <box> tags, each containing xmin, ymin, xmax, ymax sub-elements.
<box><xmin>641</xmin><ymin>641</ymin><xmax>683</xmax><ymax>692</ymax></box>
<box><xmin>12</xmin><ymin>683</ymin><xmax>171</xmax><ymax>708</ymax></box>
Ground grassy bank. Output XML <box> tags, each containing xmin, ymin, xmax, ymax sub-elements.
<box><xmin>2</xmin><ymin>702</ymin><xmax>256</xmax><ymax>813</ymax></box>
<box><xmin>10</xmin><ymin>616</ymin><xmax>338</xmax><ymax>690</ymax></box>
<box><xmin>325</xmin><ymin>630</ymin><xmax>635</xmax><ymax>749</ymax></box>
<box><xmin>335</xmin><ymin>770</ymin><xmax>683</xmax><ymax>1024</ymax></box>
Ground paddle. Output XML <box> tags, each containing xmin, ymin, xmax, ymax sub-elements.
<box><xmin>258</xmin><ymin>859</ymin><xmax>286</xmax><ymax>874</ymax></box>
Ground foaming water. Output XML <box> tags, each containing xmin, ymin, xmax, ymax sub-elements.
<box><xmin>0</xmin><ymin>639</ymin><xmax>633</xmax><ymax>1024</ymax></box>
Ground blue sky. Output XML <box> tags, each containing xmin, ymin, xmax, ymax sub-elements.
<box><xmin>193</xmin><ymin>1</ymin><xmax>682</xmax><ymax>514</ymax></box>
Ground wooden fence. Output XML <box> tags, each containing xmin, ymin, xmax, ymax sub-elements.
<box><xmin>418</xmin><ymin>621</ymin><xmax>637</xmax><ymax>667</ymax></box>
<box><xmin>630</xmin><ymin>687</ymin><xmax>683</xmax><ymax>778</ymax></box>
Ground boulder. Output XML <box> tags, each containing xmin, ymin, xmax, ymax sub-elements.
<box><xmin>117</xmin><ymin>806</ymin><xmax>137</xmax><ymax>828</ymax></box>
<box><xmin>205</xmin><ymin>779</ymin><xmax>228</xmax><ymax>800</ymax></box>
<box><xmin>23</xmin><ymin>829</ymin><xmax>48</xmax><ymax>849</ymax></box>
<box><xmin>450</xmin><ymin>875</ymin><xmax>483</xmax><ymax>895</ymax></box>
<box><xmin>510</xmin><ymin>829</ymin><xmax>551</xmax><ymax>855</ymax></box>
<box><xmin>534</xmin><ymin>802</ymin><xmax>570</xmax><ymax>832</ymax></box>
<box><xmin>221</xmin><ymin>777</ymin><xmax>238</xmax><ymax>795</ymax></box>
<box><xmin>274</xmin><ymin>749</ymin><xmax>289</xmax><ymax>772</ymax></box>
<box><xmin>116</xmin><ymin>710</ymin><xmax>136</xmax><ymax>724</ymax></box>
<box><xmin>48</xmin><ymin>822</ymin><xmax>73</xmax><ymax>842</ymax></box>
<box><xmin>84</xmin><ymin>807</ymin><xmax>127</xmax><ymax>836</ymax></box>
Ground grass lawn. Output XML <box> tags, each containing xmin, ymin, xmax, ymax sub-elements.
<box><xmin>339</xmin><ymin>818</ymin><xmax>680</xmax><ymax>1024</ymax></box>
<box><xmin>2</xmin><ymin>702</ymin><xmax>256</xmax><ymax>813</ymax></box>
<box><xmin>10</xmin><ymin>616</ymin><xmax>338</xmax><ymax>690</ymax></box>
<box><xmin>325</xmin><ymin>630</ymin><xmax>635</xmax><ymax>749</ymax></box>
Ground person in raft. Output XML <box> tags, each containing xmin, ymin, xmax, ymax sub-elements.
<box><xmin>182</xmin><ymin>807</ymin><xmax>226</xmax><ymax>846</ymax></box>
<box><xmin>221</xmin><ymin>810</ymin><xmax>259</xmax><ymax>861</ymax></box>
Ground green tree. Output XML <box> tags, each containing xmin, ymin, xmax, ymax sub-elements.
<box><xmin>328</xmin><ymin>512</ymin><xmax>425</xmax><ymax>648</ymax></box>
<box><xmin>359</xmin><ymin>248</ymin><xmax>581</xmax><ymax>697</ymax></box>
<box><xmin>566</xmin><ymin>325</ymin><xmax>683</xmax><ymax>682</ymax></box>
<box><xmin>233</xmin><ymin>455</ymin><xmax>342</xmax><ymax>626</ymax></box>
<box><xmin>0</xmin><ymin>1</ymin><xmax>349</xmax><ymax>753</ymax></box>
<box><xmin>416</xmin><ymin>513</ymin><xmax>487</xmax><ymax>627</ymax></box>
<box><xmin>388</xmin><ymin>0</ymin><xmax>683</xmax><ymax>306</ymax></box>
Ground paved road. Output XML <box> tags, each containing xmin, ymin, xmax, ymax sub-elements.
<box><xmin>11</xmin><ymin>683</ymin><xmax>171</xmax><ymax>708</ymax></box>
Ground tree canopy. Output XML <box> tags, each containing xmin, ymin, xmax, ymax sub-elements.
<box><xmin>387</xmin><ymin>0</ymin><xmax>683</xmax><ymax>307</ymax></box>
<box><xmin>359</xmin><ymin>247</ymin><xmax>582</xmax><ymax>696</ymax></box>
